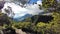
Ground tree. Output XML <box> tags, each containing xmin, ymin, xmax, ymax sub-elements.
<box><xmin>0</xmin><ymin>13</ymin><xmax>11</xmax><ymax>26</ymax></box>
<box><xmin>42</xmin><ymin>0</ymin><xmax>60</xmax><ymax>13</ymax></box>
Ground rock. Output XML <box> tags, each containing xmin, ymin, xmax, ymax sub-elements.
<box><xmin>15</xmin><ymin>29</ymin><xmax>26</xmax><ymax>34</ymax></box>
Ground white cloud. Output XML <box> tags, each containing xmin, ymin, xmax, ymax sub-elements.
<box><xmin>2</xmin><ymin>2</ymin><xmax>44</xmax><ymax>18</ymax></box>
<box><xmin>26</xmin><ymin>4</ymin><xmax>43</xmax><ymax>15</ymax></box>
<box><xmin>37</xmin><ymin>0</ymin><xmax>42</xmax><ymax>5</ymax></box>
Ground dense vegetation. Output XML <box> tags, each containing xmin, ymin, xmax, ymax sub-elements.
<box><xmin>0</xmin><ymin>0</ymin><xmax>60</xmax><ymax>34</ymax></box>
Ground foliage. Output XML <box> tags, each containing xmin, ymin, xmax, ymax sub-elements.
<box><xmin>0</xmin><ymin>12</ymin><xmax>60</xmax><ymax>34</ymax></box>
<box><xmin>11</xmin><ymin>22</ymin><xmax>31</xmax><ymax>29</ymax></box>
<box><xmin>42</xmin><ymin>0</ymin><xmax>55</xmax><ymax>8</ymax></box>
<box><xmin>34</xmin><ymin>12</ymin><xmax>60</xmax><ymax>34</ymax></box>
<box><xmin>6</xmin><ymin>12</ymin><xmax>59</xmax><ymax>34</ymax></box>
<box><xmin>42</xmin><ymin>0</ymin><xmax>57</xmax><ymax>8</ymax></box>
<box><xmin>42</xmin><ymin>0</ymin><xmax>60</xmax><ymax>13</ymax></box>
<box><xmin>0</xmin><ymin>12</ymin><xmax>11</xmax><ymax>26</ymax></box>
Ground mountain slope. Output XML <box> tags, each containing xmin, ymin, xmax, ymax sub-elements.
<box><xmin>13</xmin><ymin>13</ymin><xmax>32</xmax><ymax>21</ymax></box>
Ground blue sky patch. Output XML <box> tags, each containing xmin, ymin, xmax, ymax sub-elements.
<box><xmin>28</xmin><ymin>0</ymin><xmax>42</xmax><ymax>4</ymax></box>
<box><xmin>28</xmin><ymin>0</ymin><xmax>38</xmax><ymax>4</ymax></box>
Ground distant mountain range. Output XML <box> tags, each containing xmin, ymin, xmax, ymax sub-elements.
<box><xmin>13</xmin><ymin>13</ymin><xmax>32</xmax><ymax>22</ymax></box>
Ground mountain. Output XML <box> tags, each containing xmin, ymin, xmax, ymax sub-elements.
<box><xmin>13</xmin><ymin>13</ymin><xmax>32</xmax><ymax>22</ymax></box>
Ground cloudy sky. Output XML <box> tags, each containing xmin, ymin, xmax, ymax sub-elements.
<box><xmin>2</xmin><ymin>0</ymin><xmax>43</xmax><ymax>20</ymax></box>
